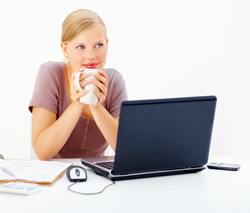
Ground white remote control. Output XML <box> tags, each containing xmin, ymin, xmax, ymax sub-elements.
<box><xmin>0</xmin><ymin>182</ymin><xmax>42</xmax><ymax>195</ymax></box>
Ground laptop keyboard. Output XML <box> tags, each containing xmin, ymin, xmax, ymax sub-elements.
<box><xmin>96</xmin><ymin>161</ymin><xmax>114</xmax><ymax>170</ymax></box>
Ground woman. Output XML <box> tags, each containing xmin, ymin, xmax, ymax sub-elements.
<box><xmin>29</xmin><ymin>9</ymin><xmax>128</xmax><ymax>160</ymax></box>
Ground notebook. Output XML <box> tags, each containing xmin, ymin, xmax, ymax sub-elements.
<box><xmin>81</xmin><ymin>96</ymin><xmax>217</xmax><ymax>181</ymax></box>
<box><xmin>0</xmin><ymin>159</ymin><xmax>72</xmax><ymax>185</ymax></box>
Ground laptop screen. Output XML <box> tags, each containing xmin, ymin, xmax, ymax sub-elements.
<box><xmin>113</xmin><ymin>96</ymin><xmax>217</xmax><ymax>175</ymax></box>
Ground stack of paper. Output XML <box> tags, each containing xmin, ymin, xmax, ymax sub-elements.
<box><xmin>0</xmin><ymin>159</ymin><xmax>72</xmax><ymax>185</ymax></box>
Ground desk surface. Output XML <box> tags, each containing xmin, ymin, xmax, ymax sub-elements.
<box><xmin>1</xmin><ymin>156</ymin><xmax>250</xmax><ymax>213</ymax></box>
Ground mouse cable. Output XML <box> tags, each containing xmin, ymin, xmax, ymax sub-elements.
<box><xmin>67</xmin><ymin>180</ymin><xmax>115</xmax><ymax>195</ymax></box>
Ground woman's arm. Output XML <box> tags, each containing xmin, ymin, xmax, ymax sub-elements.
<box><xmin>90</xmin><ymin>104</ymin><xmax>119</xmax><ymax>151</ymax></box>
<box><xmin>89</xmin><ymin>70</ymin><xmax>120</xmax><ymax>151</ymax></box>
<box><xmin>31</xmin><ymin>68</ymin><xmax>92</xmax><ymax>160</ymax></box>
<box><xmin>31</xmin><ymin>102</ymin><xmax>84</xmax><ymax>161</ymax></box>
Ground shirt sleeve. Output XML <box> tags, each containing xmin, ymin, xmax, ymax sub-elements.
<box><xmin>28</xmin><ymin>62</ymin><xmax>60</xmax><ymax>114</ymax></box>
<box><xmin>106</xmin><ymin>70</ymin><xmax>128</xmax><ymax>117</ymax></box>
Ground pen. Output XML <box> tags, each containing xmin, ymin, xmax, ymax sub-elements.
<box><xmin>1</xmin><ymin>166</ymin><xmax>16</xmax><ymax>177</ymax></box>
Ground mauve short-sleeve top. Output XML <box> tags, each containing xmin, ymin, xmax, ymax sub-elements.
<box><xmin>29</xmin><ymin>61</ymin><xmax>128</xmax><ymax>158</ymax></box>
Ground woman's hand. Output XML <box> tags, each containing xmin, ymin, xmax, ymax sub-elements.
<box><xmin>70</xmin><ymin>68</ymin><xmax>91</xmax><ymax>103</ymax></box>
<box><xmin>90</xmin><ymin>70</ymin><xmax>108</xmax><ymax>107</ymax></box>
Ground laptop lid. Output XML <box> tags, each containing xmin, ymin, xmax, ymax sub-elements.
<box><xmin>82</xmin><ymin>96</ymin><xmax>217</xmax><ymax>180</ymax></box>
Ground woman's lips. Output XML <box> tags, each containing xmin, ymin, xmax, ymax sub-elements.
<box><xmin>83</xmin><ymin>63</ymin><xmax>98</xmax><ymax>69</ymax></box>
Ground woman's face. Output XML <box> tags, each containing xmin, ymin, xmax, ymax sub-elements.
<box><xmin>62</xmin><ymin>24</ymin><xmax>108</xmax><ymax>72</ymax></box>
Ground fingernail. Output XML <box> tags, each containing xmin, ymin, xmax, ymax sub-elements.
<box><xmin>85</xmin><ymin>73</ymin><xmax>91</xmax><ymax>77</ymax></box>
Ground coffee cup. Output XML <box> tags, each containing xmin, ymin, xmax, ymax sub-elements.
<box><xmin>74</xmin><ymin>69</ymin><xmax>100</xmax><ymax>104</ymax></box>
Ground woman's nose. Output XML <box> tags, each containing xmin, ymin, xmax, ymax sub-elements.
<box><xmin>85</xmin><ymin>48</ymin><xmax>96</xmax><ymax>61</ymax></box>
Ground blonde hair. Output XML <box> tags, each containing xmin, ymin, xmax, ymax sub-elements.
<box><xmin>61</xmin><ymin>9</ymin><xmax>107</xmax><ymax>43</ymax></box>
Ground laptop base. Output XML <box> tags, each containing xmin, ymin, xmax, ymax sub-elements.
<box><xmin>81</xmin><ymin>158</ymin><xmax>205</xmax><ymax>181</ymax></box>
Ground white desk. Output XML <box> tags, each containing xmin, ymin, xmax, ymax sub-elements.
<box><xmin>1</xmin><ymin>156</ymin><xmax>250</xmax><ymax>213</ymax></box>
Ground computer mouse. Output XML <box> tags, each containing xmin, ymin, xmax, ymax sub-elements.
<box><xmin>66</xmin><ymin>165</ymin><xmax>87</xmax><ymax>182</ymax></box>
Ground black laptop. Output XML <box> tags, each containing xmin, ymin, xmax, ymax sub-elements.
<box><xmin>81</xmin><ymin>96</ymin><xmax>217</xmax><ymax>181</ymax></box>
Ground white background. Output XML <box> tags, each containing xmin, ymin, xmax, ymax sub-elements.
<box><xmin>0</xmin><ymin>0</ymin><xmax>249</xmax><ymax>159</ymax></box>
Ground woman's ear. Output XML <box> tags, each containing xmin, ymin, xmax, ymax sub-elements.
<box><xmin>61</xmin><ymin>42</ymin><xmax>69</xmax><ymax>59</ymax></box>
<box><xmin>106</xmin><ymin>39</ymin><xmax>109</xmax><ymax>51</ymax></box>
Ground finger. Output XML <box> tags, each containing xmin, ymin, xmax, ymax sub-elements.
<box><xmin>80</xmin><ymin>72</ymin><xmax>91</xmax><ymax>81</ymax></box>
<box><xmin>93</xmin><ymin>88</ymin><xmax>105</xmax><ymax>103</ymax></box>
<box><xmin>72</xmin><ymin>90</ymin><xmax>89</xmax><ymax>103</ymax></box>
<box><xmin>91</xmin><ymin>79</ymin><xmax>107</xmax><ymax>96</ymax></box>
<box><xmin>71</xmin><ymin>73</ymin><xmax>91</xmax><ymax>92</ymax></box>
<box><xmin>94</xmin><ymin>70</ymin><xmax>108</xmax><ymax>85</ymax></box>
<box><xmin>98</xmin><ymin>70</ymin><xmax>108</xmax><ymax>78</ymax></box>
<box><xmin>71</xmin><ymin>68</ymin><xmax>91</xmax><ymax>83</ymax></box>
<box><xmin>78</xmin><ymin>90</ymin><xmax>89</xmax><ymax>98</ymax></box>
<box><xmin>93</xmin><ymin>72</ymin><xmax>108</xmax><ymax>94</ymax></box>
<box><xmin>79</xmin><ymin>78</ymin><xmax>92</xmax><ymax>89</ymax></box>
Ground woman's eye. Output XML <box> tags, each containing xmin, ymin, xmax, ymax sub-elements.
<box><xmin>96</xmin><ymin>43</ymin><xmax>103</xmax><ymax>48</ymax></box>
<box><xmin>76</xmin><ymin>45</ymin><xmax>85</xmax><ymax>50</ymax></box>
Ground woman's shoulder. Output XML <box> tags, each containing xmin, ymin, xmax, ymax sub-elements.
<box><xmin>40</xmin><ymin>61</ymin><xmax>64</xmax><ymax>74</ymax></box>
<box><xmin>38</xmin><ymin>61</ymin><xmax>64</xmax><ymax>81</ymax></box>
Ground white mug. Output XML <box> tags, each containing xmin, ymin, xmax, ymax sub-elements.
<box><xmin>74</xmin><ymin>69</ymin><xmax>100</xmax><ymax>104</ymax></box>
